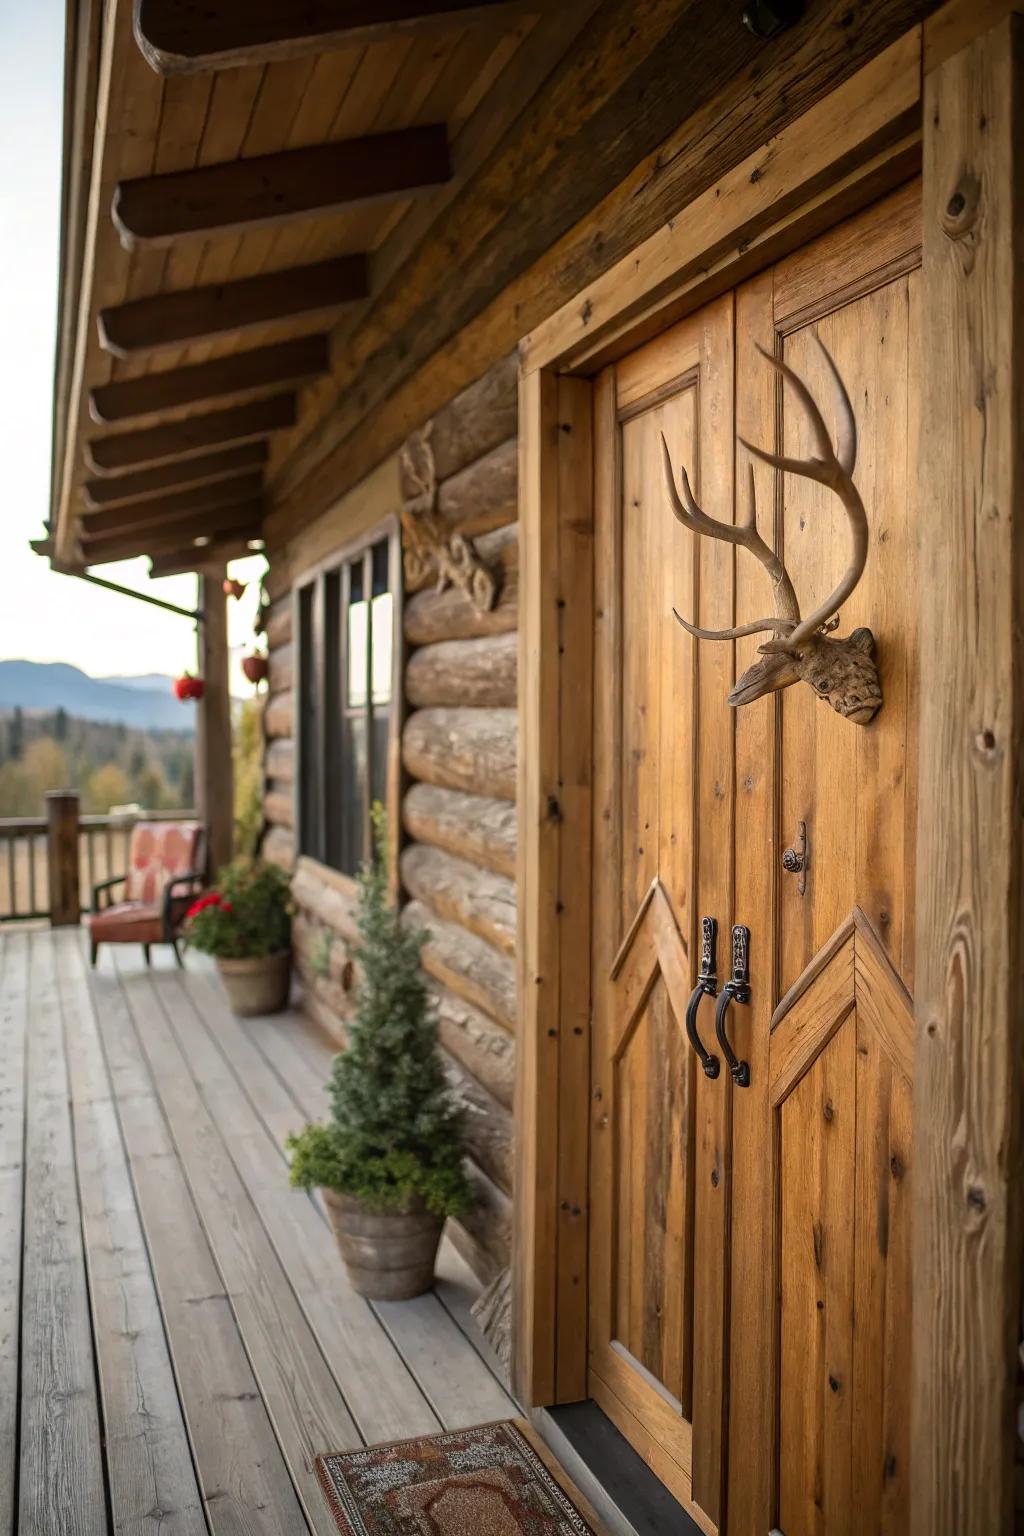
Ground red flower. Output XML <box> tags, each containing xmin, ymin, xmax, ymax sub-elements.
<box><xmin>220</xmin><ymin>900</ymin><xmax>233</xmax><ymax>914</ymax></box>
<box><xmin>186</xmin><ymin>891</ymin><xmax>222</xmax><ymax>920</ymax></box>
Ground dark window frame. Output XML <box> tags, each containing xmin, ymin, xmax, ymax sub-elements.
<box><xmin>294</xmin><ymin>516</ymin><xmax>403</xmax><ymax>888</ymax></box>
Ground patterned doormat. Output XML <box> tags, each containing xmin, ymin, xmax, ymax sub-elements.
<box><xmin>316</xmin><ymin>1419</ymin><xmax>601</xmax><ymax>1535</ymax></box>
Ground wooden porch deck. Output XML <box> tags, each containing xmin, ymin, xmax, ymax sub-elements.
<box><xmin>0</xmin><ymin>927</ymin><xmax>515</xmax><ymax>1535</ymax></box>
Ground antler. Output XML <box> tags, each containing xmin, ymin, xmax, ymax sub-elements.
<box><xmin>738</xmin><ymin>333</ymin><xmax>866</xmax><ymax>648</ymax></box>
<box><xmin>660</xmin><ymin>436</ymin><xmax>800</xmax><ymax>641</ymax></box>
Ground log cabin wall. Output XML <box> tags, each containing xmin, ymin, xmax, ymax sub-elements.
<box><xmin>260</xmin><ymin>355</ymin><xmax>519</xmax><ymax>1282</ymax></box>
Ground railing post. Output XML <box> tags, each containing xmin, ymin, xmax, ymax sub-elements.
<box><xmin>196</xmin><ymin>566</ymin><xmax>234</xmax><ymax>878</ymax></box>
<box><xmin>46</xmin><ymin>791</ymin><xmax>81</xmax><ymax>927</ymax></box>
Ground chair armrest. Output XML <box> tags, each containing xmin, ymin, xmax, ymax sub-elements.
<box><xmin>162</xmin><ymin>869</ymin><xmax>205</xmax><ymax>942</ymax></box>
<box><xmin>92</xmin><ymin>873</ymin><xmax>127</xmax><ymax>912</ymax></box>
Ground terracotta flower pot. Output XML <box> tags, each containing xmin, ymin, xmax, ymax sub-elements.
<box><xmin>242</xmin><ymin>653</ymin><xmax>269</xmax><ymax>684</ymax></box>
<box><xmin>322</xmin><ymin>1189</ymin><xmax>444</xmax><ymax>1300</ymax></box>
<box><xmin>216</xmin><ymin>950</ymin><xmax>291</xmax><ymax>1016</ymax></box>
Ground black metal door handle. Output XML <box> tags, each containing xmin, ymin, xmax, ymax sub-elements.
<box><xmin>685</xmin><ymin>916</ymin><xmax>720</xmax><ymax>1079</ymax></box>
<box><xmin>715</xmin><ymin>924</ymin><xmax>751</xmax><ymax>1087</ymax></box>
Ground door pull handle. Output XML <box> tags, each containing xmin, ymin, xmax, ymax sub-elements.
<box><xmin>684</xmin><ymin>916</ymin><xmax>720</xmax><ymax>1079</ymax></box>
<box><xmin>715</xmin><ymin>923</ymin><xmax>751</xmax><ymax>1088</ymax></box>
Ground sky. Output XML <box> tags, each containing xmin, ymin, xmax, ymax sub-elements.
<box><xmin>0</xmin><ymin>2</ymin><xmax>265</xmax><ymax>690</ymax></box>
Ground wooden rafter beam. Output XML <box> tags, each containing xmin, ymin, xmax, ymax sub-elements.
<box><xmin>85</xmin><ymin>395</ymin><xmax>296</xmax><ymax>475</ymax></box>
<box><xmin>112</xmin><ymin>126</ymin><xmax>451</xmax><ymax>248</ymax></box>
<box><xmin>98</xmin><ymin>255</ymin><xmax>367</xmax><ymax>357</ymax></box>
<box><xmin>148</xmin><ymin>537</ymin><xmax>257</xmax><ymax>579</ymax></box>
<box><xmin>83</xmin><ymin>441</ymin><xmax>268</xmax><ymax>508</ymax></box>
<box><xmin>134</xmin><ymin>0</ymin><xmax>535</xmax><ymax>74</ymax></box>
<box><xmin>81</xmin><ymin>501</ymin><xmax>263</xmax><ymax>563</ymax></box>
<box><xmin>80</xmin><ymin>472</ymin><xmax>264</xmax><ymax>536</ymax></box>
<box><xmin>89</xmin><ymin>334</ymin><xmax>330</xmax><ymax>423</ymax></box>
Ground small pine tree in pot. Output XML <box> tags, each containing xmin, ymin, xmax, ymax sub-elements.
<box><xmin>287</xmin><ymin>810</ymin><xmax>472</xmax><ymax>1299</ymax></box>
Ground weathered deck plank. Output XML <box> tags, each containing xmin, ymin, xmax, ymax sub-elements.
<box><xmin>177</xmin><ymin>960</ymin><xmax>516</xmax><ymax>1428</ymax></box>
<box><xmin>111</xmin><ymin>954</ymin><xmax>361</xmax><ymax>1534</ymax></box>
<box><xmin>0</xmin><ymin>931</ymin><xmax>26</xmax><ymax>1536</ymax></box>
<box><xmin>19</xmin><ymin>931</ymin><xmax>107</xmax><ymax>1536</ymax></box>
<box><xmin>56</xmin><ymin>932</ymin><xmax>207</xmax><ymax>1536</ymax></box>
<box><xmin>87</xmin><ymin>952</ymin><xmax>309</xmax><ymax>1535</ymax></box>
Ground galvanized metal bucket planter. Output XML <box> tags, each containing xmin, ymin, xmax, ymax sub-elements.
<box><xmin>216</xmin><ymin>950</ymin><xmax>291</xmax><ymax>1016</ymax></box>
<box><xmin>323</xmin><ymin>1189</ymin><xmax>444</xmax><ymax>1300</ymax></box>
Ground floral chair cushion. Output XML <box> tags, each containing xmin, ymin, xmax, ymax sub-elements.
<box><xmin>125</xmin><ymin>821</ymin><xmax>203</xmax><ymax>904</ymax></box>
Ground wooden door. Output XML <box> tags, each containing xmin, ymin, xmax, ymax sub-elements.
<box><xmin>589</xmin><ymin>294</ymin><xmax>736</xmax><ymax>1533</ymax></box>
<box><xmin>588</xmin><ymin>183</ymin><xmax>920</xmax><ymax>1536</ymax></box>
<box><xmin>727</xmin><ymin>182</ymin><xmax>921</xmax><ymax>1536</ymax></box>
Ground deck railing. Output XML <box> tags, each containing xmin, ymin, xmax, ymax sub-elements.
<box><xmin>0</xmin><ymin>800</ymin><xmax>196</xmax><ymax>924</ymax></box>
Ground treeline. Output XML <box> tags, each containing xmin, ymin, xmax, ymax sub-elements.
<box><xmin>0</xmin><ymin>708</ymin><xmax>195</xmax><ymax>817</ymax></box>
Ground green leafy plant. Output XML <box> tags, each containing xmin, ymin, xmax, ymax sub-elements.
<box><xmin>185</xmin><ymin>858</ymin><xmax>292</xmax><ymax>959</ymax></box>
<box><xmin>287</xmin><ymin>809</ymin><xmax>472</xmax><ymax>1218</ymax></box>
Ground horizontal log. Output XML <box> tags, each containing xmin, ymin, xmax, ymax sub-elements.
<box><xmin>294</xmin><ymin>914</ymin><xmax>357</xmax><ymax>996</ymax></box>
<box><xmin>401</xmin><ymin>842</ymin><xmax>515</xmax><ymax>957</ymax></box>
<box><xmin>81</xmin><ymin>472</ymin><xmax>263</xmax><ymax>535</ymax></box>
<box><xmin>449</xmin><ymin>1163</ymin><xmax>512</xmax><ymax>1282</ymax></box>
<box><xmin>429</xmin><ymin>981</ymin><xmax>514</xmax><ymax>1111</ymax></box>
<box><xmin>83</xmin><ymin>441</ymin><xmax>268</xmax><ymax>508</ymax></box>
<box><xmin>263</xmin><ymin>690</ymin><xmax>294</xmax><ymax>740</ymax></box>
<box><xmin>405</xmin><ymin>898</ymin><xmax>515</xmax><ymax>1030</ymax></box>
<box><xmin>292</xmin><ymin>857</ymin><xmax>360</xmax><ymax>946</ymax></box>
<box><xmin>265</xmin><ymin>738</ymin><xmax>294</xmax><ymax>783</ymax></box>
<box><xmin>406</xmin><ymin>631</ymin><xmax>516</xmax><ymax>709</ymax></box>
<box><xmin>80</xmin><ymin>501</ymin><xmax>262</xmax><ymax>559</ymax></box>
<box><xmin>113</xmin><ymin>126</ymin><xmax>451</xmax><ymax>248</ymax></box>
<box><xmin>268</xmin><ymin>642</ymin><xmax>293</xmax><ymax>694</ymax></box>
<box><xmin>136</xmin><ymin>0</ymin><xmax>531</xmax><ymax>73</ymax></box>
<box><xmin>86</xmin><ymin>395</ymin><xmax>296</xmax><ymax>474</ymax></box>
<box><xmin>437</xmin><ymin>436</ymin><xmax>516</xmax><ymax>538</ymax></box>
<box><xmin>99</xmin><ymin>255</ymin><xmax>368</xmax><ymax>357</ymax></box>
<box><xmin>404</xmin><ymin>523</ymin><xmax>517</xmax><ymax>644</ymax></box>
<box><xmin>263</xmin><ymin>790</ymin><xmax>293</xmax><ymax>829</ymax></box>
<box><xmin>429</xmin><ymin>352</ymin><xmax>518</xmax><ymax>484</ymax></box>
<box><xmin>261</xmin><ymin>824</ymin><xmax>295</xmax><ymax>871</ymax></box>
<box><xmin>442</xmin><ymin>1048</ymin><xmax>513</xmax><ymax>1195</ymax></box>
<box><xmin>403</xmin><ymin>707</ymin><xmax>516</xmax><ymax>801</ymax></box>
<box><xmin>265</xmin><ymin>600</ymin><xmax>292</xmax><ymax>650</ymax></box>
<box><xmin>90</xmin><ymin>335</ymin><xmax>330</xmax><ymax>424</ymax></box>
<box><xmin>402</xmin><ymin>782</ymin><xmax>516</xmax><ymax>879</ymax></box>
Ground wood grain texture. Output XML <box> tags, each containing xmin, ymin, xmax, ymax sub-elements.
<box><xmin>912</xmin><ymin>17</ymin><xmax>1024</xmax><ymax>1533</ymax></box>
<box><xmin>405</xmin><ymin>896</ymin><xmax>515</xmax><ymax>1029</ymax></box>
<box><xmin>402</xmin><ymin>706</ymin><xmax>516</xmax><ymax>800</ymax></box>
<box><xmin>406</xmin><ymin>631</ymin><xmax>516</xmax><ymax>707</ymax></box>
<box><xmin>57</xmin><ymin>933</ymin><xmax>206</xmax><ymax>1536</ymax></box>
<box><xmin>431</xmin><ymin>980</ymin><xmax>516</xmax><ymax>1109</ymax></box>
<box><xmin>86</xmin><ymin>393</ymin><xmax>295</xmax><ymax>473</ymax></box>
<box><xmin>81</xmin><ymin>471</ymin><xmax>263</xmax><ymax>534</ymax></box>
<box><xmin>404</xmin><ymin>524</ymin><xmax>518</xmax><ymax>643</ymax></box>
<box><xmin>19</xmin><ymin>932</ymin><xmax>106</xmax><ymax>1536</ymax></box>
<box><xmin>90</xmin><ymin>334</ymin><xmax>330</xmax><ymax>424</ymax></box>
<box><xmin>83</xmin><ymin>440</ymin><xmax>268</xmax><ymax>507</ymax></box>
<box><xmin>430</xmin><ymin>352</ymin><xmax>518</xmax><ymax>482</ymax></box>
<box><xmin>436</xmin><ymin>435</ymin><xmax>517</xmax><ymax>536</ymax></box>
<box><xmin>402</xmin><ymin>782</ymin><xmax>516</xmax><ymax>878</ymax></box>
<box><xmin>401</xmin><ymin>841</ymin><xmax>516</xmax><ymax>955</ymax></box>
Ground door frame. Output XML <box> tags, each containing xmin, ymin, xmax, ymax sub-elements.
<box><xmin>513</xmin><ymin>7</ymin><xmax>1024</xmax><ymax>1534</ymax></box>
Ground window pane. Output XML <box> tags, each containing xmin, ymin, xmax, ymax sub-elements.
<box><xmin>323</xmin><ymin>570</ymin><xmax>342</xmax><ymax>870</ymax></box>
<box><xmin>347</xmin><ymin>596</ymin><xmax>369</xmax><ymax>707</ymax></box>
<box><xmin>371</xmin><ymin>709</ymin><xmax>390</xmax><ymax>812</ymax></box>
<box><xmin>371</xmin><ymin>592</ymin><xmax>393</xmax><ymax>705</ymax></box>
<box><xmin>371</xmin><ymin>537</ymin><xmax>390</xmax><ymax>596</ymax></box>
<box><xmin>297</xmin><ymin>583</ymin><xmax>321</xmax><ymax>859</ymax></box>
<box><xmin>340</xmin><ymin>713</ymin><xmax>367</xmax><ymax>875</ymax></box>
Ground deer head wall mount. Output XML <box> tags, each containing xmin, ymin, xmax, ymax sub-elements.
<box><xmin>661</xmin><ymin>334</ymin><xmax>882</xmax><ymax>726</ymax></box>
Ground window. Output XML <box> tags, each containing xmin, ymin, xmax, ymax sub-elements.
<box><xmin>296</xmin><ymin>528</ymin><xmax>399</xmax><ymax>875</ymax></box>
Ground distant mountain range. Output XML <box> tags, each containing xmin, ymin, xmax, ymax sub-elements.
<box><xmin>0</xmin><ymin>661</ymin><xmax>193</xmax><ymax>733</ymax></box>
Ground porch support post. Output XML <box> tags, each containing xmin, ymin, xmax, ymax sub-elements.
<box><xmin>913</xmin><ymin>13</ymin><xmax>1024</xmax><ymax>1533</ymax></box>
<box><xmin>195</xmin><ymin>566</ymin><xmax>234</xmax><ymax>877</ymax></box>
<box><xmin>45</xmin><ymin>790</ymin><xmax>80</xmax><ymax>927</ymax></box>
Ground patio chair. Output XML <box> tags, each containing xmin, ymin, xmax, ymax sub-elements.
<box><xmin>88</xmin><ymin>819</ymin><xmax>204</xmax><ymax>968</ymax></box>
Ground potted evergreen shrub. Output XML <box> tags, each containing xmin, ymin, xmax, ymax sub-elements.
<box><xmin>185</xmin><ymin>858</ymin><xmax>293</xmax><ymax>1016</ymax></box>
<box><xmin>287</xmin><ymin>812</ymin><xmax>472</xmax><ymax>1300</ymax></box>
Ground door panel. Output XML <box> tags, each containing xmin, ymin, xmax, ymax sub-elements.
<box><xmin>589</xmin><ymin>297</ymin><xmax>733</xmax><ymax>1530</ymax></box>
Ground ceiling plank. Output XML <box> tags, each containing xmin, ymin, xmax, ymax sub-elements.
<box><xmin>83</xmin><ymin>441</ymin><xmax>268</xmax><ymax>507</ymax></box>
<box><xmin>81</xmin><ymin>473</ymin><xmax>264</xmax><ymax>535</ymax></box>
<box><xmin>98</xmin><ymin>255</ymin><xmax>368</xmax><ymax>357</ymax></box>
<box><xmin>89</xmin><ymin>335</ymin><xmax>330</xmax><ymax>423</ymax></box>
<box><xmin>85</xmin><ymin>395</ymin><xmax>296</xmax><ymax>474</ymax></box>
<box><xmin>134</xmin><ymin>1</ymin><xmax>535</xmax><ymax>74</ymax></box>
<box><xmin>111</xmin><ymin>125</ymin><xmax>451</xmax><ymax>247</ymax></box>
<box><xmin>81</xmin><ymin>502</ymin><xmax>264</xmax><ymax>563</ymax></box>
